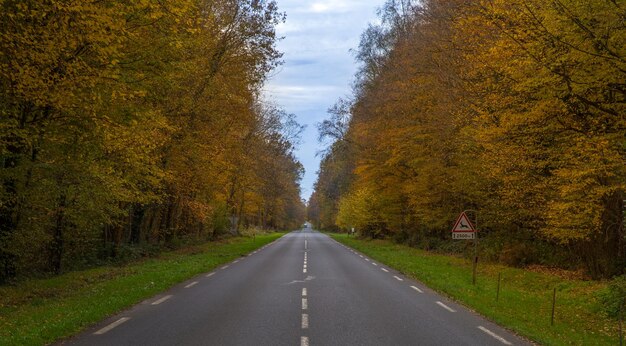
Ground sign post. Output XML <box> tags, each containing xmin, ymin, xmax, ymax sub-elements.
<box><xmin>452</xmin><ymin>211</ymin><xmax>479</xmax><ymax>285</ymax></box>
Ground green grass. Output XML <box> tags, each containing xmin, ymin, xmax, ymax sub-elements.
<box><xmin>0</xmin><ymin>233</ymin><xmax>283</xmax><ymax>346</ymax></box>
<box><xmin>330</xmin><ymin>233</ymin><xmax>618</xmax><ymax>346</ymax></box>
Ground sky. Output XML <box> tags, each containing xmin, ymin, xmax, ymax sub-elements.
<box><xmin>263</xmin><ymin>0</ymin><xmax>383</xmax><ymax>201</ymax></box>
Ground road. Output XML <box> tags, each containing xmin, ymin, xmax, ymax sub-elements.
<box><xmin>64</xmin><ymin>229</ymin><xmax>529</xmax><ymax>346</ymax></box>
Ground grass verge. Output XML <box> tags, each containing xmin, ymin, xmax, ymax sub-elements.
<box><xmin>330</xmin><ymin>233</ymin><xmax>618</xmax><ymax>346</ymax></box>
<box><xmin>0</xmin><ymin>233</ymin><xmax>283</xmax><ymax>346</ymax></box>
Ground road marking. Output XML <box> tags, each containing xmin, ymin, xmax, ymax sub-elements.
<box><xmin>301</xmin><ymin>336</ymin><xmax>309</xmax><ymax>346</ymax></box>
<box><xmin>303</xmin><ymin>268</ymin><xmax>307</xmax><ymax>273</ymax></box>
<box><xmin>436</xmin><ymin>301</ymin><xmax>456</xmax><ymax>312</ymax></box>
<box><xmin>94</xmin><ymin>317</ymin><xmax>130</xmax><ymax>335</ymax></box>
<box><xmin>303</xmin><ymin>265</ymin><xmax>307</xmax><ymax>269</ymax></box>
<box><xmin>302</xmin><ymin>288</ymin><xmax>307</xmax><ymax>296</ymax></box>
<box><xmin>302</xmin><ymin>298</ymin><xmax>308</xmax><ymax>310</ymax></box>
<box><xmin>221</xmin><ymin>265</ymin><xmax>229</xmax><ymax>269</ymax></box>
<box><xmin>410</xmin><ymin>286</ymin><xmax>423</xmax><ymax>293</ymax></box>
<box><xmin>305</xmin><ymin>240</ymin><xmax>307</xmax><ymax>250</ymax></box>
<box><xmin>233</xmin><ymin>260</ymin><xmax>239</xmax><ymax>263</ymax></box>
<box><xmin>364</xmin><ymin>258</ymin><xmax>370</xmax><ymax>262</ymax></box>
<box><xmin>393</xmin><ymin>276</ymin><xmax>404</xmax><ymax>281</ymax></box>
<box><xmin>206</xmin><ymin>272</ymin><xmax>215</xmax><ymax>278</ymax></box>
<box><xmin>478</xmin><ymin>326</ymin><xmax>513</xmax><ymax>345</ymax></box>
<box><xmin>301</xmin><ymin>314</ymin><xmax>309</xmax><ymax>329</ymax></box>
<box><xmin>151</xmin><ymin>295</ymin><xmax>173</xmax><ymax>305</ymax></box>
<box><xmin>372</xmin><ymin>262</ymin><xmax>378</xmax><ymax>266</ymax></box>
<box><xmin>185</xmin><ymin>281</ymin><xmax>198</xmax><ymax>288</ymax></box>
<box><xmin>381</xmin><ymin>268</ymin><xmax>389</xmax><ymax>272</ymax></box>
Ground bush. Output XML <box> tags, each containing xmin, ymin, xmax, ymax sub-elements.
<box><xmin>598</xmin><ymin>275</ymin><xmax>626</xmax><ymax>319</ymax></box>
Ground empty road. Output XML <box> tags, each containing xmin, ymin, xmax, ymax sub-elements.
<box><xmin>64</xmin><ymin>229</ymin><xmax>529</xmax><ymax>346</ymax></box>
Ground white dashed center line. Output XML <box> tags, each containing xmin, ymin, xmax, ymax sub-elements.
<box><xmin>94</xmin><ymin>317</ymin><xmax>130</xmax><ymax>335</ymax></box>
<box><xmin>393</xmin><ymin>276</ymin><xmax>403</xmax><ymax>281</ymax></box>
<box><xmin>410</xmin><ymin>286</ymin><xmax>423</xmax><ymax>293</ymax></box>
<box><xmin>151</xmin><ymin>295</ymin><xmax>172</xmax><ymax>305</ymax></box>
<box><xmin>301</xmin><ymin>314</ymin><xmax>309</xmax><ymax>329</ymax></box>
<box><xmin>301</xmin><ymin>336</ymin><xmax>309</xmax><ymax>346</ymax></box>
<box><xmin>302</xmin><ymin>298</ymin><xmax>308</xmax><ymax>310</ymax></box>
<box><xmin>436</xmin><ymin>301</ymin><xmax>456</xmax><ymax>312</ymax></box>
<box><xmin>302</xmin><ymin>288</ymin><xmax>307</xmax><ymax>296</ymax></box>
<box><xmin>478</xmin><ymin>326</ymin><xmax>512</xmax><ymax>345</ymax></box>
<box><xmin>185</xmin><ymin>281</ymin><xmax>198</xmax><ymax>288</ymax></box>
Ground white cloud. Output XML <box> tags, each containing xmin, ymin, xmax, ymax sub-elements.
<box><xmin>265</xmin><ymin>0</ymin><xmax>382</xmax><ymax>199</ymax></box>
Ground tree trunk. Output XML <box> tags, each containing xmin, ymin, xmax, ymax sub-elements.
<box><xmin>50</xmin><ymin>193</ymin><xmax>66</xmax><ymax>275</ymax></box>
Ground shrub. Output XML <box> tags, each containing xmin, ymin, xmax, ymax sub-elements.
<box><xmin>598</xmin><ymin>275</ymin><xmax>626</xmax><ymax>319</ymax></box>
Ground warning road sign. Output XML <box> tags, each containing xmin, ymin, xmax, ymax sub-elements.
<box><xmin>452</xmin><ymin>212</ymin><xmax>476</xmax><ymax>239</ymax></box>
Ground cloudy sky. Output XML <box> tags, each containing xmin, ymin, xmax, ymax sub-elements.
<box><xmin>263</xmin><ymin>0</ymin><xmax>383</xmax><ymax>201</ymax></box>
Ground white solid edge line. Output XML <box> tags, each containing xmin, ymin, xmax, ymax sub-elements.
<box><xmin>302</xmin><ymin>288</ymin><xmax>307</xmax><ymax>296</ymax></box>
<box><xmin>302</xmin><ymin>298</ymin><xmax>308</xmax><ymax>310</ymax></box>
<box><xmin>185</xmin><ymin>281</ymin><xmax>198</xmax><ymax>288</ymax></box>
<box><xmin>94</xmin><ymin>317</ymin><xmax>130</xmax><ymax>335</ymax></box>
<box><xmin>381</xmin><ymin>268</ymin><xmax>389</xmax><ymax>272</ymax></box>
<box><xmin>478</xmin><ymin>326</ymin><xmax>513</xmax><ymax>345</ymax></box>
<box><xmin>301</xmin><ymin>336</ymin><xmax>309</xmax><ymax>346</ymax></box>
<box><xmin>436</xmin><ymin>301</ymin><xmax>456</xmax><ymax>312</ymax></box>
<box><xmin>301</xmin><ymin>314</ymin><xmax>309</xmax><ymax>329</ymax></box>
<box><xmin>151</xmin><ymin>295</ymin><xmax>173</xmax><ymax>305</ymax></box>
<box><xmin>410</xmin><ymin>285</ymin><xmax>423</xmax><ymax>293</ymax></box>
<box><xmin>393</xmin><ymin>275</ymin><xmax>404</xmax><ymax>281</ymax></box>
<box><xmin>206</xmin><ymin>272</ymin><xmax>215</xmax><ymax>277</ymax></box>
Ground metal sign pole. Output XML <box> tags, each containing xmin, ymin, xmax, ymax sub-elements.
<box><xmin>472</xmin><ymin>212</ymin><xmax>478</xmax><ymax>285</ymax></box>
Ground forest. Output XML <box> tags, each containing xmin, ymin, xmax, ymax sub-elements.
<box><xmin>308</xmin><ymin>0</ymin><xmax>625</xmax><ymax>279</ymax></box>
<box><xmin>0</xmin><ymin>0</ymin><xmax>305</xmax><ymax>282</ymax></box>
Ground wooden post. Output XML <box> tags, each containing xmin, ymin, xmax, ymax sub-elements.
<box><xmin>472</xmin><ymin>255</ymin><xmax>477</xmax><ymax>285</ymax></box>
<box><xmin>551</xmin><ymin>288</ymin><xmax>556</xmax><ymax>326</ymax></box>
<box><xmin>619</xmin><ymin>297</ymin><xmax>626</xmax><ymax>346</ymax></box>
<box><xmin>496</xmin><ymin>272</ymin><xmax>501</xmax><ymax>302</ymax></box>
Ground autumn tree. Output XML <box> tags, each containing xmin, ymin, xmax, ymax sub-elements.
<box><xmin>0</xmin><ymin>0</ymin><xmax>304</xmax><ymax>281</ymax></box>
<box><xmin>312</xmin><ymin>0</ymin><xmax>625</xmax><ymax>277</ymax></box>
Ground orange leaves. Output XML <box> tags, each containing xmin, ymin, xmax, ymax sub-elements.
<box><xmin>312</xmin><ymin>0</ymin><xmax>624</xmax><ymax>277</ymax></box>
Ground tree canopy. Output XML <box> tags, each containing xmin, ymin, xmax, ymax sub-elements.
<box><xmin>309</xmin><ymin>0</ymin><xmax>625</xmax><ymax>278</ymax></box>
<box><xmin>0</xmin><ymin>0</ymin><xmax>305</xmax><ymax>281</ymax></box>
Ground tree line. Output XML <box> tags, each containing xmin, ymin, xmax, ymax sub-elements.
<box><xmin>308</xmin><ymin>0</ymin><xmax>625</xmax><ymax>279</ymax></box>
<box><xmin>0</xmin><ymin>0</ymin><xmax>305</xmax><ymax>282</ymax></box>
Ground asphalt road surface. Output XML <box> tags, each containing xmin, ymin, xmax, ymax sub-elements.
<box><xmin>63</xmin><ymin>229</ymin><xmax>530</xmax><ymax>346</ymax></box>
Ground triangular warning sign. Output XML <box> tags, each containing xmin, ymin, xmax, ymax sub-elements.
<box><xmin>452</xmin><ymin>212</ymin><xmax>475</xmax><ymax>232</ymax></box>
